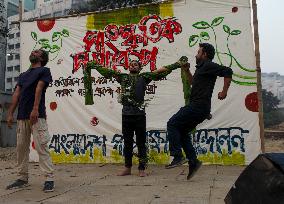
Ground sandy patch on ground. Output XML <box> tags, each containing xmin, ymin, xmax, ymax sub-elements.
<box><xmin>264</xmin><ymin>138</ymin><xmax>284</xmax><ymax>153</ymax></box>
<box><xmin>0</xmin><ymin>147</ymin><xmax>16</xmax><ymax>161</ymax></box>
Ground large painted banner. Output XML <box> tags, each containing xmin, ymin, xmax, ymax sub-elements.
<box><xmin>20</xmin><ymin>0</ymin><xmax>261</xmax><ymax>165</ymax></box>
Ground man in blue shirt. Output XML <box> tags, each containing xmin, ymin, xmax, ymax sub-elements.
<box><xmin>166</xmin><ymin>43</ymin><xmax>233</xmax><ymax>180</ymax></box>
<box><xmin>6</xmin><ymin>49</ymin><xmax>55</xmax><ymax>192</ymax></box>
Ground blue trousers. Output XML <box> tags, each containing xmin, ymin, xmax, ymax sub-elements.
<box><xmin>167</xmin><ymin>105</ymin><xmax>208</xmax><ymax>165</ymax></box>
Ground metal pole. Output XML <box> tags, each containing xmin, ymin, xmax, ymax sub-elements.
<box><xmin>0</xmin><ymin>0</ymin><xmax>8</xmax><ymax>91</ymax></box>
<box><xmin>252</xmin><ymin>0</ymin><xmax>265</xmax><ymax>153</ymax></box>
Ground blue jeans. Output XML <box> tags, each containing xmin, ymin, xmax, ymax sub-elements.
<box><xmin>167</xmin><ymin>106</ymin><xmax>208</xmax><ymax>165</ymax></box>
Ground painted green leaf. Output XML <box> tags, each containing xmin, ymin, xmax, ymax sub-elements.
<box><xmin>31</xmin><ymin>32</ymin><xmax>37</xmax><ymax>41</ymax></box>
<box><xmin>211</xmin><ymin>17</ymin><xmax>224</xmax><ymax>27</ymax></box>
<box><xmin>41</xmin><ymin>44</ymin><xmax>51</xmax><ymax>51</ymax></box>
<box><xmin>200</xmin><ymin>32</ymin><xmax>210</xmax><ymax>40</ymax></box>
<box><xmin>223</xmin><ymin>25</ymin><xmax>231</xmax><ymax>34</ymax></box>
<box><xmin>188</xmin><ymin>35</ymin><xmax>199</xmax><ymax>47</ymax></box>
<box><xmin>192</xmin><ymin>21</ymin><xmax>210</xmax><ymax>29</ymax></box>
<box><xmin>232</xmin><ymin>79</ymin><xmax>257</xmax><ymax>86</ymax></box>
<box><xmin>52</xmin><ymin>32</ymin><xmax>61</xmax><ymax>42</ymax></box>
<box><xmin>38</xmin><ymin>38</ymin><xmax>49</xmax><ymax>45</ymax></box>
<box><xmin>62</xmin><ymin>29</ymin><xmax>70</xmax><ymax>37</ymax></box>
<box><xmin>231</xmin><ymin>30</ymin><xmax>241</xmax><ymax>35</ymax></box>
<box><xmin>50</xmin><ymin>44</ymin><xmax>60</xmax><ymax>53</ymax></box>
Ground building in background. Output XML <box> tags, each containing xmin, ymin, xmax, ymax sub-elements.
<box><xmin>7</xmin><ymin>0</ymin><xmax>36</xmax><ymax>17</ymax></box>
<box><xmin>0</xmin><ymin>0</ymin><xmax>8</xmax><ymax>91</ymax></box>
<box><xmin>5</xmin><ymin>14</ymin><xmax>20</xmax><ymax>92</ymax></box>
<box><xmin>7</xmin><ymin>0</ymin><xmax>19</xmax><ymax>17</ymax></box>
<box><xmin>262</xmin><ymin>72</ymin><xmax>284</xmax><ymax>107</ymax></box>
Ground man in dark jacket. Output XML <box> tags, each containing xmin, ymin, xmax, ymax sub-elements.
<box><xmin>166</xmin><ymin>43</ymin><xmax>233</xmax><ymax>180</ymax></box>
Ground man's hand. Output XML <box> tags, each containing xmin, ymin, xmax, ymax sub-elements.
<box><xmin>180</xmin><ymin>61</ymin><xmax>192</xmax><ymax>84</ymax></box>
<box><xmin>30</xmin><ymin>109</ymin><xmax>39</xmax><ymax>125</ymax></box>
<box><xmin>7</xmin><ymin>114</ymin><xmax>14</xmax><ymax>129</ymax></box>
<box><xmin>218</xmin><ymin>91</ymin><xmax>227</xmax><ymax>100</ymax></box>
<box><xmin>181</xmin><ymin>62</ymin><xmax>190</xmax><ymax>71</ymax></box>
<box><xmin>178</xmin><ymin>56</ymin><xmax>188</xmax><ymax>66</ymax></box>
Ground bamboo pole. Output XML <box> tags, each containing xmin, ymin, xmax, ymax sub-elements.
<box><xmin>252</xmin><ymin>0</ymin><xmax>265</xmax><ymax>153</ymax></box>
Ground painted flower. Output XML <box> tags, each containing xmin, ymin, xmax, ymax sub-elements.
<box><xmin>50</xmin><ymin>102</ymin><xmax>57</xmax><ymax>111</ymax></box>
<box><xmin>90</xmin><ymin>117</ymin><xmax>99</xmax><ymax>126</ymax></box>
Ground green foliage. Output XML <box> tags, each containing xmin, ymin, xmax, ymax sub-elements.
<box><xmin>264</xmin><ymin>110</ymin><xmax>284</xmax><ymax>128</ymax></box>
<box><xmin>189</xmin><ymin>16</ymin><xmax>257</xmax><ymax>86</ymax></box>
<box><xmin>188</xmin><ymin>35</ymin><xmax>199</xmax><ymax>47</ymax></box>
<box><xmin>223</xmin><ymin>25</ymin><xmax>230</xmax><ymax>34</ymax></box>
<box><xmin>211</xmin><ymin>17</ymin><xmax>224</xmax><ymax>27</ymax></box>
<box><xmin>262</xmin><ymin>89</ymin><xmax>284</xmax><ymax>128</ymax></box>
<box><xmin>31</xmin><ymin>32</ymin><xmax>37</xmax><ymax>41</ymax></box>
<box><xmin>262</xmin><ymin>89</ymin><xmax>280</xmax><ymax>112</ymax></box>
<box><xmin>31</xmin><ymin>28</ymin><xmax>70</xmax><ymax>61</ymax></box>
<box><xmin>192</xmin><ymin>21</ymin><xmax>210</xmax><ymax>29</ymax></box>
<box><xmin>200</xmin><ymin>32</ymin><xmax>210</xmax><ymax>41</ymax></box>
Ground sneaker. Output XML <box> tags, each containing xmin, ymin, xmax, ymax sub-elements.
<box><xmin>43</xmin><ymin>181</ymin><xmax>54</xmax><ymax>192</ymax></box>
<box><xmin>187</xmin><ymin>160</ymin><xmax>202</xmax><ymax>180</ymax></box>
<box><xmin>6</xmin><ymin>179</ymin><xmax>29</xmax><ymax>190</ymax></box>
<box><xmin>165</xmin><ymin>157</ymin><xmax>189</xmax><ymax>169</ymax></box>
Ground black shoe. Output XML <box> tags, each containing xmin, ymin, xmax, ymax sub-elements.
<box><xmin>165</xmin><ymin>157</ymin><xmax>189</xmax><ymax>169</ymax></box>
<box><xmin>6</xmin><ymin>179</ymin><xmax>29</xmax><ymax>190</ymax></box>
<box><xmin>187</xmin><ymin>160</ymin><xmax>202</xmax><ymax>180</ymax></box>
<box><xmin>43</xmin><ymin>181</ymin><xmax>54</xmax><ymax>192</ymax></box>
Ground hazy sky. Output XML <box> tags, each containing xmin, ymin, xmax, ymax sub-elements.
<box><xmin>258</xmin><ymin>0</ymin><xmax>284</xmax><ymax>74</ymax></box>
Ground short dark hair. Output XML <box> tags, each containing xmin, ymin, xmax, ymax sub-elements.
<box><xmin>199</xmin><ymin>43</ymin><xmax>215</xmax><ymax>60</ymax></box>
<box><xmin>39</xmin><ymin>49</ymin><xmax>49</xmax><ymax>66</ymax></box>
<box><xmin>130</xmin><ymin>60</ymin><xmax>142</xmax><ymax>69</ymax></box>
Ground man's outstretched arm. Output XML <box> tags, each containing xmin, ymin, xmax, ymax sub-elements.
<box><xmin>206</xmin><ymin>63</ymin><xmax>233</xmax><ymax>100</ymax></box>
<box><xmin>218</xmin><ymin>77</ymin><xmax>232</xmax><ymax>100</ymax></box>
<box><xmin>84</xmin><ymin>61</ymin><xmax>124</xmax><ymax>105</ymax></box>
<box><xmin>86</xmin><ymin>61</ymin><xmax>122</xmax><ymax>79</ymax></box>
<box><xmin>142</xmin><ymin>56</ymin><xmax>189</xmax><ymax>81</ymax></box>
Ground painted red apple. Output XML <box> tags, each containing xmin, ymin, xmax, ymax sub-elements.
<box><xmin>90</xmin><ymin>117</ymin><xmax>99</xmax><ymax>126</ymax></box>
<box><xmin>245</xmin><ymin>92</ymin><xmax>259</xmax><ymax>112</ymax></box>
<box><xmin>37</xmin><ymin>20</ymin><xmax>55</xmax><ymax>32</ymax></box>
<box><xmin>50</xmin><ymin>102</ymin><xmax>57</xmax><ymax>111</ymax></box>
<box><xmin>232</xmin><ymin>7</ymin><xmax>238</xmax><ymax>13</ymax></box>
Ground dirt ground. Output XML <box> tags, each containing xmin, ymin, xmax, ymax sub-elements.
<box><xmin>264</xmin><ymin>137</ymin><xmax>284</xmax><ymax>152</ymax></box>
<box><xmin>0</xmin><ymin>138</ymin><xmax>282</xmax><ymax>204</ymax></box>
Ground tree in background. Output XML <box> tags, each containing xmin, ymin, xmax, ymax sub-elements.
<box><xmin>262</xmin><ymin>89</ymin><xmax>284</xmax><ymax>128</ymax></box>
